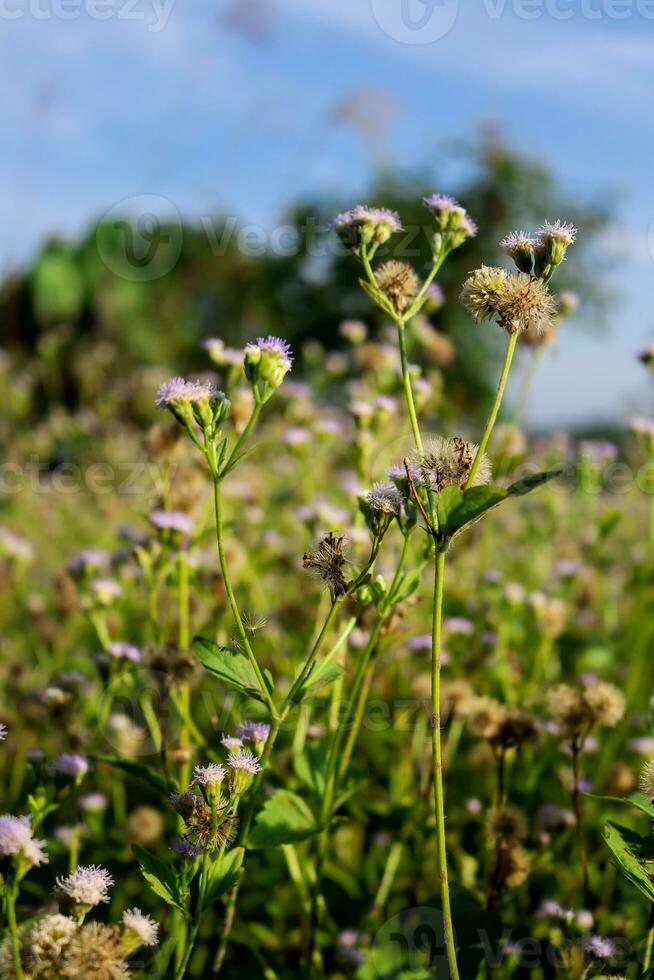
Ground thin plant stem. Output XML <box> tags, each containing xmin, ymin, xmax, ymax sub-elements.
<box><xmin>571</xmin><ymin>740</ymin><xmax>590</xmax><ymax>900</ymax></box>
<box><xmin>211</xmin><ymin>474</ymin><xmax>278</xmax><ymax>719</ymax></box>
<box><xmin>431</xmin><ymin>550</ymin><xmax>460</xmax><ymax>980</ymax></box>
<box><xmin>372</xmin><ymin>840</ymin><xmax>404</xmax><ymax>920</ymax></box>
<box><xmin>221</xmin><ymin>401</ymin><xmax>263</xmax><ymax>475</ymax></box>
<box><xmin>466</xmin><ymin>330</ymin><xmax>519</xmax><ymax>489</ymax></box>
<box><xmin>6</xmin><ymin>885</ymin><xmax>24</xmax><ymax>980</ymax></box>
<box><xmin>643</xmin><ymin>903</ymin><xmax>654</xmax><ymax>974</ymax></box>
<box><xmin>397</xmin><ymin>319</ymin><xmax>423</xmax><ymax>455</ymax></box>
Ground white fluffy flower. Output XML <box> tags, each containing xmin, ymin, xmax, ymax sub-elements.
<box><xmin>0</xmin><ymin>814</ymin><xmax>48</xmax><ymax>867</ymax></box>
<box><xmin>56</xmin><ymin>864</ymin><xmax>114</xmax><ymax>906</ymax></box>
<box><xmin>121</xmin><ymin>907</ymin><xmax>159</xmax><ymax>947</ymax></box>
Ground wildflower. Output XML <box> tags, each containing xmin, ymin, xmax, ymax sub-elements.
<box><xmin>584</xmin><ymin>935</ymin><xmax>617</xmax><ymax>960</ymax></box>
<box><xmin>583</xmin><ymin>682</ymin><xmax>625</xmax><ymax>728</ymax></box>
<box><xmin>339</xmin><ymin>319</ymin><xmax>368</xmax><ymax>344</ymax></box>
<box><xmin>229</xmin><ymin>749</ymin><xmax>262</xmax><ymax>795</ymax></box>
<box><xmin>56</xmin><ymin>864</ymin><xmax>114</xmax><ymax>909</ymax></box>
<box><xmin>89</xmin><ymin>578</ymin><xmax>123</xmax><ymax>606</ymax></box>
<box><xmin>171</xmin><ymin>837</ymin><xmax>202</xmax><ymax>858</ymax></box>
<box><xmin>374</xmin><ymin>260</ymin><xmax>419</xmax><ymax>315</ymax></box>
<box><xmin>149</xmin><ymin>510</ymin><xmax>194</xmax><ymax>535</ymax></box>
<box><xmin>121</xmin><ymin>908</ymin><xmax>159</xmax><ymax>949</ymax></box>
<box><xmin>486</xmin><ymin>806</ymin><xmax>527</xmax><ymax>843</ymax></box>
<box><xmin>441</xmin><ymin>680</ymin><xmax>474</xmax><ymax>719</ymax></box>
<box><xmin>0</xmin><ymin>814</ymin><xmax>48</xmax><ymax>868</ymax></box>
<box><xmin>0</xmin><ymin>527</ymin><xmax>34</xmax><ymax>562</ymax></box>
<box><xmin>187</xmin><ymin>795</ymin><xmax>238</xmax><ymax>851</ymax></box>
<box><xmin>106</xmin><ymin>641</ymin><xmax>142</xmax><ymax>664</ymax></box>
<box><xmin>465</xmin><ymin>696</ymin><xmax>506</xmax><ymax>741</ymax></box>
<box><xmin>575</xmin><ymin>909</ymin><xmax>595</xmax><ymax>930</ymax></box>
<box><xmin>221</xmin><ymin>735</ymin><xmax>244</xmax><ymax>752</ymax></box>
<box><xmin>501</xmin><ymin>230</ymin><xmax>536</xmax><ymax>274</ymax></box>
<box><xmin>48</xmin><ymin>754</ymin><xmax>90</xmax><ymax>780</ymax></box>
<box><xmin>546</xmin><ymin>684</ymin><xmax>590</xmax><ymax>738</ymax></box>
<box><xmin>366</xmin><ymin>481</ymin><xmax>403</xmax><ymax>516</ymax></box>
<box><xmin>237</xmin><ymin>720</ymin><xmax>271</xmax><ymax>753</ymax></box>
<box><xmin>423</xmin><ymin>194</ymin><xmax>476</xmax><ymax>244</ymax></box>
<box><xmin>66</xmin><ymin>548</ymin><xmax>108</xmax><ymax>577</ymax></box>
<box><xmin>126</xmin><ymin>806</ymin><xmax>165</xmax><ymax>846</ymax></box>
<box><xmin>332</xmin><ymin>205</ymin><xmax>402</xmax><ymax>249</ymax></box>
<box><xmin>192</xmin><ymin>764</ymin><xmax>227</xmax><ymax>804</ymax></box>
<box><xmin>536</xmin><ymin>899</ymin><xmax>565</xmax><ymax>919</ymax></box>
<box><xmin>303</xmin><ymin>532</ymin><xmax>349</xmax><ymax>599</ymax></box>
<box><xmin>27</xmin><ymin>914</ymin><xmax>78</xmax><ymax>972</ymax></box>
<box><xmin>202</xmin><ymin>337</ymin><xmax>243</xmax><ymax>367</ymax></box>
<box><xmin>419</xmin><ymin>436</ymin><xmax>492</xmax><ymax>491</ymax></box>
<box><xmin>461</xmin><ymin>266</ymin><xmax>558</xmax><ymax>335</ymax></box>
<box><xmin>79</xmin><ymin>793</ymin><xmax>109</xmax><ymax>813</ymax></box>
<box><xmin>156</xmin><ymin>377</ymin><xmax>228</xmax><ymax>430</ymax></box>
<box><xmin>244</xmin><ymin>335</ymin><xmax>293</xmax><ymax>390</ymax></box>
<box><xmin>536</xmin><ymin>219</ymin><xmax>577</xmax><ymax>271</ymax></box>
<box><xmin>59</xmin><ymin>922</ymin><xmax>128</xmax><ymax>979</ymax></box>
<box><xmin>639</xmin><ymin>760</ymin><xmax>654</xmax><ymax>801</ymax></box>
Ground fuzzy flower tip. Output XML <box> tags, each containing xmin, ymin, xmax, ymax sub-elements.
<box><xmin>584</xmin><ymin>935</ymin><xmax>616</xmax><ymax>959</ymax></box>
<box><xmin>229</xmin><ymin>749</ymin><xmax>262</xmax><ymax>775</ymax></box>
<box><xmin>150</xmin><ymin>510</ymin><xmax>194</xmax><ymax>535</ymax></box>
<box><xmin>0</xmin><ymin>814</ymin><xmax>48</xmax><ymax>867</ymax></box>
<box><xmin>121</xmin><ymin>908</ymin><xmax>159</xmax><ymax>947</ymax></box>
<box><xmin>107</xmin><ymin>641</ymin><xmax>142</xmax><ymax>663</ymax></box>
<box><xmin>56</xmin><ymin>864</ymin><xmax>114</xmax><ymax>906</ymax></box>
<box><xmin>423</xmin><ymin>194</ymin><xmax>476</xmax><ymax>239</ymax></box>
<box><xmin>155</xmin><ymin>377</ymin><xmax>219</xmax><ymax>408</ymax></box>
<box><xmin>461</xmin><ymin>266</ymin><xmax>558</xmax><ymax>336</ymax></box>
<box><xmin>49</xmin><ymin>754</ymin><xmax>90</xmax><ymax>778</ymax></box>
<box><xmin>539</xmin><ymin>219</ymin><xmax>577</xmax><ymax>247</ymax></box>
<box><xmin>237</xmin><ymin>721</ymin><xmax>271</xmax><ymax>744</ymax></box>
<box><xmin>419</xmin><ymin>436</ymin><xmax>492</xmax><ymax>491</ymax></box>
<box><xmin>244</xmin><ymin>336</ymin><xmax>293</xmax><ymax>388</ymax></box>
<box><xmin>191</xmin><ymin>763</ymin><xmax>227</xmax><ymax>787</ymax></box>
<box><xmin>332</xmin><ymin>205</ymin><xmax>402</xmax><ymax>246</ymax></box>
<box><xmin>366</xmin><ymin>481</ymin><xmax>403</xmax><ymax>516</ymax></box>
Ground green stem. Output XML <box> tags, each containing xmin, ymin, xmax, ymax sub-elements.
<box><xmin>6</xmin><ymin>885</ymin><xmax>24</xmax><ymax>980</ymax></box>
<box><xmin>221</xmin><ymin>402</ymin><xmax>263</xmax><ymax>476</ymax></box>
<box><xmin>397</xmin><ymin>319</ymin><xmax>423</xmax><ymax>455</ymax></box>
<box><xmin>431</xmin><ymin>550</ymin><xmax>459</xmax><ymax>980</ymax></box>
<box><xmin>211</xmin><ymin>475</ymin><xmax>278</xmax><ymax>719</ymax></box>
<box><xmin>466</xmin><ymin>330</ymin><xmax>519</xmax><ymax>489</ymax></box>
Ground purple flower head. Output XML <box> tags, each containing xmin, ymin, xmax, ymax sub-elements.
<box><xmin>48</xmin><ymin>754</ymin><xmax>90</xmax><ymax>779</ymax></box>
<box><xmin>66</xmin><ymin>548</ymin><xmax>108</xmax><ymax>577</ymax></box>
<box><xmin>423</xmin><ymin>193</ymin><xmax>461</xmax><ymax>213</ymax></box>
<box><xmin>244</xmin><ymin>336</ymin><xmax>293</xmax><ymax>388</ymax></box>
<box><xmin>443</xmin><ymin>616</ymin><xmax>474</xmax><ymax>636</ymax></box>
<box><xmin>220</xmin><ymin>735</ymin><xmax>243</xmax><ymax>751</ymax></box>
<box><xmin>192</xmin><ymin>763</ymin><xmax>227</xmax><ymax>787</ymax></box>
<box><xmin>332</xmin><ymin>205</ymin><xmax>402</xmax><ymax>247</ymax></box>
<box><xmin>0</xmin><ymin>814</ymin><xmax>48</xmax><ymax>866</ymax></box>
<box><xmin>536</xmin><ymin>899</ymin><xmax>564</xmax><ymax>920</ymax></box>
<box><xmin>155</xmin><ymin>377</ymin><xmax>219</xmax><ymax>408</ymax></box>
<box><xmin>248</xmin><ymin>335</ymin><xmax>293</xmax><ymax>368</ymax></box>
<box><xmin>584</xmin><ymin>935</ymin><xmax>616</xmax><ymax>960</ymax></box>
<box><xmin>150</xmin><ymin>510</ymin><xmax>194</xmax><ymax>535</ymax></box>
<box><xmin>237</xmin><ymin>721</ymin><xmax>271</xmax><ymax>745</ymax></box>
<box><xmin>171</xmin><ymin>837</ymin><xmax>202</xmax><ymax>858</ymax></box>
<box><xmin>56</xmin><ymin>864</ymin><xmax>113</xmax><ymax>906</ymax></box>
<box><xmin>229</xmin><ymin>749</ymin><xmax>262</xmax><ymax>775</ymax></box>
<box><xmin>107</xmin><ymin>641</ymin><xmax>142</xmax><ymax>663</ymax></box>
<box><xmin>538</xmin><ymin>219</ymin><xmax>577</xmax><ymax>247</ymax></box>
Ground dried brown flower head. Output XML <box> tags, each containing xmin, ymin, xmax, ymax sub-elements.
<box><xmin>419</xmin><ymin>436</ymin><xmax>492</xmax><ymax>492</ymax></box>
<box><xmin>546</xmin><ymin>684</ymin><xmax>591</xmax><ymax>738</ymax></box>
<box><xmin>486</xmin><ymin>806</ymin><xmax>527</xmax><ymax>844</ymax></box>
<box><xmin>303</xmin><ymin>532</ymin><xmax>348</xmax><ymax>599</ymax></box>
<box><xmin>502</xmin><ymin>844</ymin><xmax>530</xmax><ymax>888</ymax></box>
<box><xmin>441</xmin><ymin>680</ymin><xmax>475</xmax><ymax>720</ymax></box>
<box><xmin>496</xmin><ymin>707</ymin><xmax>539</xmax><ymax>749</ymax></box>
<box><xmin>465</xmin><ymin>696</ymin><xmax>506</xmax><ymax>741</ymax></box>
<box><xmin>172</xmin><ymin>792</ymin><xmax>238</xmax><ymax>852</ymax></box>
<box><xmin>461</xmin><ymin>266</ymin><xmax>558</xmax><ymax>336</ymax></box>
<box><xmin>583</xmin><ymin>682</ymin><xmax>625</xmax><ymax>728</ymax></box>
<box><xmin>374</xmin><ymin>260</ymin><xmax>419</xmax><ymax>314</ymax></box>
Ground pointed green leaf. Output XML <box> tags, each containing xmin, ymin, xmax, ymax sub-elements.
<box><xmin>603</xmin><ymin>821</ymin><xmax>654</xmax><ymax>902</ymax></box>
<box><xmin>507</xmin><ymin>469</ymin><xmax>562</xmax><ymax>497</ymax></box>
<box><xmin>249</xmin><ymin>790</ymin><xmax>319</xmax><ymax>849</ymax></box>
<box><xmin>436</xmin><ymin>485</ymin><xmax>463</xmax><ymax>530</ymax></box>
<box><xmin>193</xmin><ymin>636</ymin><xmax>265</xmax><ymax>702</ymax></box>
<box><xmin>445</xmin><ymin>485</ymin><xmax>508</xmax><ymax>538</ymax></box>
<box><xmin>294</xmin><ymin>741</ymin><xmax>331</xmax><ymax>799</ymax></box>
<box><xmin>133</xmin><ymin>845</ymin><xmax>187</xmax><ymax>913</ymax></box>
<box><xmin>587</xmin><ymin>791</ymin><xmax>654</xmax><ymax>820</ymax></box>
<box><xmin>204</xmin><ymin>846</ymin><xmax>244</xmax><ymax>905</ymax></box>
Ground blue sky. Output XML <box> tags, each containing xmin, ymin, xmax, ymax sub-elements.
<box><xmin>1</xmin><ymin>0</ymin><xmax>653</xmax><ymax>426</ymax></box>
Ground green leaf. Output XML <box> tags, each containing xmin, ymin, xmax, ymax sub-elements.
<box><xmin>91</xmin><ymin>755</ymin><xmax>172</xmax><ymax>796</ymax></box>
<box><xmin>358</xmin><ymin>278</ymin><xmax>394</xmax><ymax>317</ymax></box>
<box><xmin>435</xmin><ymin>485</ymin><xmax>463</xmax><ymax>530</ymax></box>
<box><xmin>588</xmin><ymin>791</ymin><xmax>654</xmax><ymax>820</ymax></box>
<box><xmin>603</xmin><ymin>821</ymin><xmax>654</xmax><ymax>902</ymax></box>
<box><xmin>249</xmin><ymin>790</ymin><xmax>319</xmax><ymax>849</ymax></box>
<box><xmin>443</xmin><ymin>485</ymin><xmax>508</xmax><ymax>539</ymax></box>
<box><xmin>193</xmin><ymin>637</ymin><xmax>265</xmax><ymax>702</ymax></box>
<box><xmin>204</xmin><ymin>847</ymin><xmax>244</xmax><ymax>905</ymax></box>
<box><xmin>294</xmin><ymin>741</ymin><xmax>331</xmax><ymax>799</ymax></box>
<box><xmin>507</xmin><ymin>468</ymin><xmax>562</xmax><ymax>497</ymax></box>
<box><xmin>292</xmin><ymin>661</ymin><xmax>344</xmax><ymax>706</ymax></box>
<box><xmin>133</xmin><ymin>845</ymin><xmax>187</xmax><ymax>913</ymax></box>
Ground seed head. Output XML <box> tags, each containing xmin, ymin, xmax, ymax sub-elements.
<box><xmin>419</xmin><ymin>436</ymin><xmax>492</xmax><ymax>491</ymax></box>
<box><xmin>486</xmin><ymin>806</ymin><xmax>527</xmax><ymax>844</ymax></box>
<box><xmin>374</xmin><ymin>260</ymin><xmax>419</xmax><ymax>314</ymax></box>
<box><xmin>121</xmin><ymin>908</ymin><xmax>159</xmax><ymax>949</ymax></box>
<box><xmin>366</xmin><ymin>481</ymin><xmax>403</xmax><ymax>516</ymax></box>
<box><xmin>461</xmin><ymin>267</ymin><xmax>558</xmax><ymax>335</ymax></box>
<box><xmin>27</xmin><ymin>914</ymin><xmax>77</xmax><ymax>973</ymax></box>
<box><xmin>303</xmin><ymin>532</ymin><xmax>349</xmax><ymax>599</ymax></box>
<box><xmin>583</xmin><ymin>682</ymin><xmax>625</xmax><ymax>728</ymax></box>
<box><xmin>465</xmin><ymin>696</ymin><xmax>506</xmax><ymax>741</ymax></box>
<box><xmin>59</xmin><ymin>922</ymin><xmax>128</xmax><ymax>980</ymax></box>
